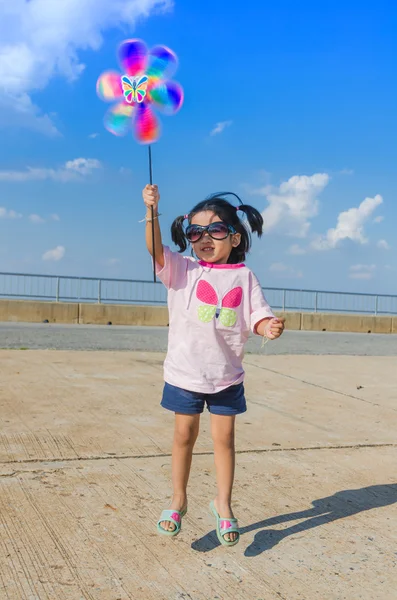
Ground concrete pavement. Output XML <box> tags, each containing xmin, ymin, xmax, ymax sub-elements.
<box><xmin>0</xmin><ymin>349</ymin><xmax>396</xmax><ymax>599</ymax></box>
<box><xmin>1</xmin><ymin>322</ymin><xmax>397</xmax><ymax>354</ymax></box>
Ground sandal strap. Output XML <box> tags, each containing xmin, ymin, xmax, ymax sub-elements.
<box><xmin>157</xmin><ymin>509</ymin><xmax>184</xmax><ymax>529</ymax></box>
<box><xmin>219</xmin><ymin>518</ymin><xmax>239</xmax><ymax>536</ymax></box>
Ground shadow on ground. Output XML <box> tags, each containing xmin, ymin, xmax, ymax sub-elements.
<box><xmin>191</xmin><ymin>484</ymin><xmax>397</xmax><ymax>556</ymax></box>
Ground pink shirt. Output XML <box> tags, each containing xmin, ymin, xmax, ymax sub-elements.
<box><xmin>157</xmin><ymin>246</ymin><xmax>275</xmax><ymax>393</ymax></box>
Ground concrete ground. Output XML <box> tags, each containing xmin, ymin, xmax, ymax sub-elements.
<box><xmin>1</xmin><ymin>322</ymin><xmax>397</xmax><ymax>354</ymax></box>
<box><xmin>0</xmin><ymin>341</ymin><xmax>396</xmax><ymax>598</ymax></box>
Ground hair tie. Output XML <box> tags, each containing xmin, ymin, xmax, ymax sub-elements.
<box><xmin>184</xmin><ymin>214</ymin><xmax>189</xmax><ymax>220</ymax></box>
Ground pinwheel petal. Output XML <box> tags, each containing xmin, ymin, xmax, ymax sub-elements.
<box><xmin>146</xmin><ymin>45</ymin><xmax>178</xmax><ymax>80</ymax></box>
<box><xmin>96</xmin><ymin>71</ymin><xmax>123</xmax><ymax>102</ymax></box>
<box><xmin>104</xmin><ymin>101</ymin><xmax>134</xmax><ymax>136</ymax></box>
<box><xmin>134</xmin><ymin>103</ymin><xmax>160</xmax><ymax>144</ymax></box>
<box><xmin>118</xmin><ymin>39</ymin><xmax>148</xmax><ymax>76</ymax></box>
<box><xmin>149</xmin><ymin>80</ymin><xmax>184</xmax><ymax>115</ymax></box>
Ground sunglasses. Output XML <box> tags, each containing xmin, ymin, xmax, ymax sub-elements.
<box><xmin>185</xmin><ymin>221</ymin><xmax>236</xmax><ymax>243</ymax></box>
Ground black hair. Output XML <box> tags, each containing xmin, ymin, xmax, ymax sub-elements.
<box><xmin>171</xmin><ymin>192</ymin><xmax>263</xmax><ymax>264</ymax></box>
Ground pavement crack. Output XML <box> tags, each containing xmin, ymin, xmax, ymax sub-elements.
<box><xmin>1</xmin><ymin>442</ymin><xmax>396</xmax><ymax>469</ymax></box>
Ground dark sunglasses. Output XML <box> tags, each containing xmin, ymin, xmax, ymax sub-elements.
<box><xmin>185</xmin><ymin>221</ymin><xmax>236</xmax><ymax>243</ymax></box>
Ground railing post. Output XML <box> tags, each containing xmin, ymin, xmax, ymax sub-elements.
<box><xmin>56</xmin><ymin>277</ymin><xmax>60</xmax><ymax>302</ymax></box>
<box><xmin>282</xmin><ymin>289</ymin><xmax>286</xmax><ymax>312</ymax></box>
<box><xmin>314</xmin><ymin>291</ymin><xmax>318</xmax><ymax>313</ymax></box>
<box><xmin>375</xmin><ymin>295</ymin><xmax>378</xmax><ymax>316</ymax></box>
<box><xmin>98</xmin><ymin>279</ymin><xmax>102</xmax><ymax>304</ymax></box>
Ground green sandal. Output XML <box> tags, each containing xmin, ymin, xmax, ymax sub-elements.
<box><xmin>157</xmin><ymin>507</ymin><xmax>187</xmax><ymax>537</ymax></box>
<box><xmin>209</xmin><ymin>501</ymin><xmax>240</xmax><ymax>547</ymax></box>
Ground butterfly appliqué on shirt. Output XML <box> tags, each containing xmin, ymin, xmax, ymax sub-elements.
<box><xmin>196</xmin><ymin>281</ymin><xmax>243</xmax><ymax>327</ymax></box>
<box><xmin>121</xmin><ymin>75</ymin><xmax>148</xmax><ymax>104</ymax></box>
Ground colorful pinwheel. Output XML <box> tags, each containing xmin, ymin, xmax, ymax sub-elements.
<box><xmin>96</xmin><ymin>39</ymin><xmax>184</xmax><ymax>144</ymax></box>
<box><xmin>96</xmin><ymin>39</ymin><xmax>184</xmax><ymax>282</ymax></box>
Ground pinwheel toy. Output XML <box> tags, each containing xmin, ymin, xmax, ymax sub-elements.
<box><xmin>97</xmin><ymin>39</ymin><xmax>184</xmax><ymax>281</ymax></box>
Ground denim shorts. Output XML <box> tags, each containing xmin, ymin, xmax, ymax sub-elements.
<box><xmin>161</xmin><ymin>382</ymin><xmax>247</xmax><ymax>416</ymax></box>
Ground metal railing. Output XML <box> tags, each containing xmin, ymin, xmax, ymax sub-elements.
<box><xmin>0</xmin><ymin>272</ymin><xmax>167</xmax><ymax>305</ymax></box>
<box><xmin>0</xmin><ymin>271</ymin><xmax>396</xmax><ymax>315</ymax></box>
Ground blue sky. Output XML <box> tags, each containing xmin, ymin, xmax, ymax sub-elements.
<box><xmin>0</xmin><ymin>0</ymin><xmax>396</xmax><ymax>294</ymax></box>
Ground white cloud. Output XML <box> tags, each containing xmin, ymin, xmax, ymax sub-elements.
<box><xmin>28</xmin><ymin>213</ymin><xmax>60</xmax><ymax>224</ymax></box>
<box><xmin>0</xmin><ymin>93</ymin><xmax>59</xmax><ymax>136</ymax></box>
<box><xmin>257</xmin><ymin>173</ymin><xmax>329</xmax><ymax>237</ymax></box>
<box><xmin>270</xmin><ymin>263</ymin><xmax>288</xmax><ymax>273</ymax></box>
<box><xmin>377</xmin><ymin>239</ymin><xmax>390</xmax><ymax>250</ymax></box>
<box><xmin>288</xmin><ymin>244</ymin><xmax>306</xmax><ymax>255</ymax></box>
<box><xmin>350</xmin><ymin>264</ymin><xmax>375</xmax><ymax>271</ymax></box>
<box><xmin>0</xmin><ymin>158</ymin><xmax>102</xmax><ymax>182</ymax></box>
<box><xmin>105</xmin><ymin>258</ymin><xmax>121</xmax><ymax>266</ymax></box>
<box><xmin>65</xmin><ymin>158</ymin><xmax>101</xmax><ymax>176</ymax></box>
<box><xmin>89</xmin><ymin>133</ymin><xmax>99</xmax><ymax>139</ymax></box>
<box><xmin>119</xmin><ymin>167</ymin><xmax>133</xmax><ymax>176</ymax></box>
<box><xmin>0</xmin><ymin>207</ymin><xmax>22</xmax><ymax>219</ymax></box>
<box><xmin>340</xmin><ymin>169</ymin><xmax>354</xmax><ymax>176</ymax></box>
<box><xmin>312</xmin><ymin>195</ymin><xmax>383</xmax><ymax>251</ymax></box>
<box><xmin>349</xmin><ymin>264</ymin><xmax>376</xmax><ymax>280</ymax></box>
<box><xmin>269</xmin><ymin>262</ymin><xmax>303</xmax><ymax>279</ymax></box>
<box><xmin>0</xmin><ymin>0</ymin><xmax>172</xmax><ymax>135</ymax></box>
<box><xmin>210</xmin><ymin>121</ymin><xmax>233</xmax><ymax>136</ymax></box>
<box><xmin>29</xmin><ymin>214</ymin><xmax>45</xmax><ymax>224</ymax></box>
<box><xmin>42</xmin><ymin>246</ymin><xmax>65</xmax><ymax>261</ymax></box>
<box><xmin>374</xmin><ymin>215</ymin><xmax>384</xmax><ymax>224</ymax></box>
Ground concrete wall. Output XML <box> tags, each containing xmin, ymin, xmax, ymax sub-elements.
<box><xmin>0</xmin><ymin>300</ymin><xmax>396</xmax><ymax>333</ymax></box>
<box><xmin>301</xmin><ymin>313</ymin><xmax>393</xmax><ymax>334</ymax></box>
<box><xmin>79</xmin><ymin>303</ymin><xmax>169</xmax><ymax>326</ymax></box>
<box><xmin>274</xmin><ymin>311</ymin><xmax>301</xmax><ymax>331</ymax></box>
<box><xmin>392</xmin><ymin>318</ymin><xmax>397</xmax><ymax>334</ymax></box>
<box><xmin>0</xmin><ymin>299</ymin><xmax>79</xmax><ymax>324</ymax></box>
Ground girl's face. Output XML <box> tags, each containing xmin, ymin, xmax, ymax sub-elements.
<box><xmin>190</xmin><ymin>211</ymin><xmax>241</xmax><ymax>264</ymax></box>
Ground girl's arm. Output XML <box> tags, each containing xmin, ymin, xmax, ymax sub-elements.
<box><xmin>143</xmin><ymin>184</ymin><xmax>164</xmax><ymax>268</ymax></box>
<box><xmin>250</xmin><ymin>273</ymin><xmax>285</xmax><ymax>339</ymax></box>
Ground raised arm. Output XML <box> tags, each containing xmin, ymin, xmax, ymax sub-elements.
<box><xmin>143</xmin><ymin>184</ymin><xmax>164</xmax><ymax>269</ymax></box>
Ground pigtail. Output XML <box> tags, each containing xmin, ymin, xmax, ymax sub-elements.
<box><xmin>239</xmin><ymin>204</ymin><xmax>264</xmax><ymax>237</ymax></box>
<box><xmin>171</xmin><ymin>215</ymin><xmax>188</xmax><ymax>253</ymax></box>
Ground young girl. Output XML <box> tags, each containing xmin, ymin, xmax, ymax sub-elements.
<box><xmin>143</xmin><ymin>184</ymin><xmax>285</xmax><ymax>546</ymax></box>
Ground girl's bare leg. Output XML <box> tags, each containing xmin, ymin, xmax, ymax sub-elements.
<box><xmin>160</xmin><ymin>413</ymin><xmax>200</xmax><ymax>532</ymax></box>
<box><xmin>210</xmin><ymin>414</ymin><xmax>238</xmax><ymax>542</ymax></box>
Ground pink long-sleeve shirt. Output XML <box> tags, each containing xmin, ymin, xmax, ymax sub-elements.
<box><xmin>157</xmin><ymin>246</ymin><xmax>275</xmax><ymax>393</ymax></box>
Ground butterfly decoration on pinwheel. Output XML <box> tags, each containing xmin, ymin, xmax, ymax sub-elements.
<box><xmin>96</xmin><ymin>39</ymin><xmax>184</xmax><ymax>144</ymax></box>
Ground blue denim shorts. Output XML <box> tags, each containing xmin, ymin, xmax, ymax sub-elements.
<box><xmin>161</xmin><ymin>382</ymin><xmax>247</xmax><ymax>416</ymax></box>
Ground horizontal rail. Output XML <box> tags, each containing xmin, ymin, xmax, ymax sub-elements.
<box><xmin>0</xmin><ymin>272</ymin><xmax>396</xmax><ymax>315</ymax></box>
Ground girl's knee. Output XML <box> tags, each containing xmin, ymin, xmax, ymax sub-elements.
<box><xmin>211</xmin><ymin>428</ymin><xmax>235</xmax><ymax>449</ymax></box>
<box><xmin>174</xmin><ymin>417</ymin><xmax>200</xmax><ymax>447</ymax></box>
<box><xmin>211</xmin><ymin>414</ymin><xmax>235</xmax><ymax>446</ymax></box>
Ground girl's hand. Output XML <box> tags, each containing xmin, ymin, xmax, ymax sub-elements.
<box><xmin>143</xmin><ymin>184</ymin><xmax>160</xmax><ymax>212</ymax></box>
<box><xmin>265</xmin><ymin>318</ymin><xmax>285</xmax><ymax>340</ymax></box>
